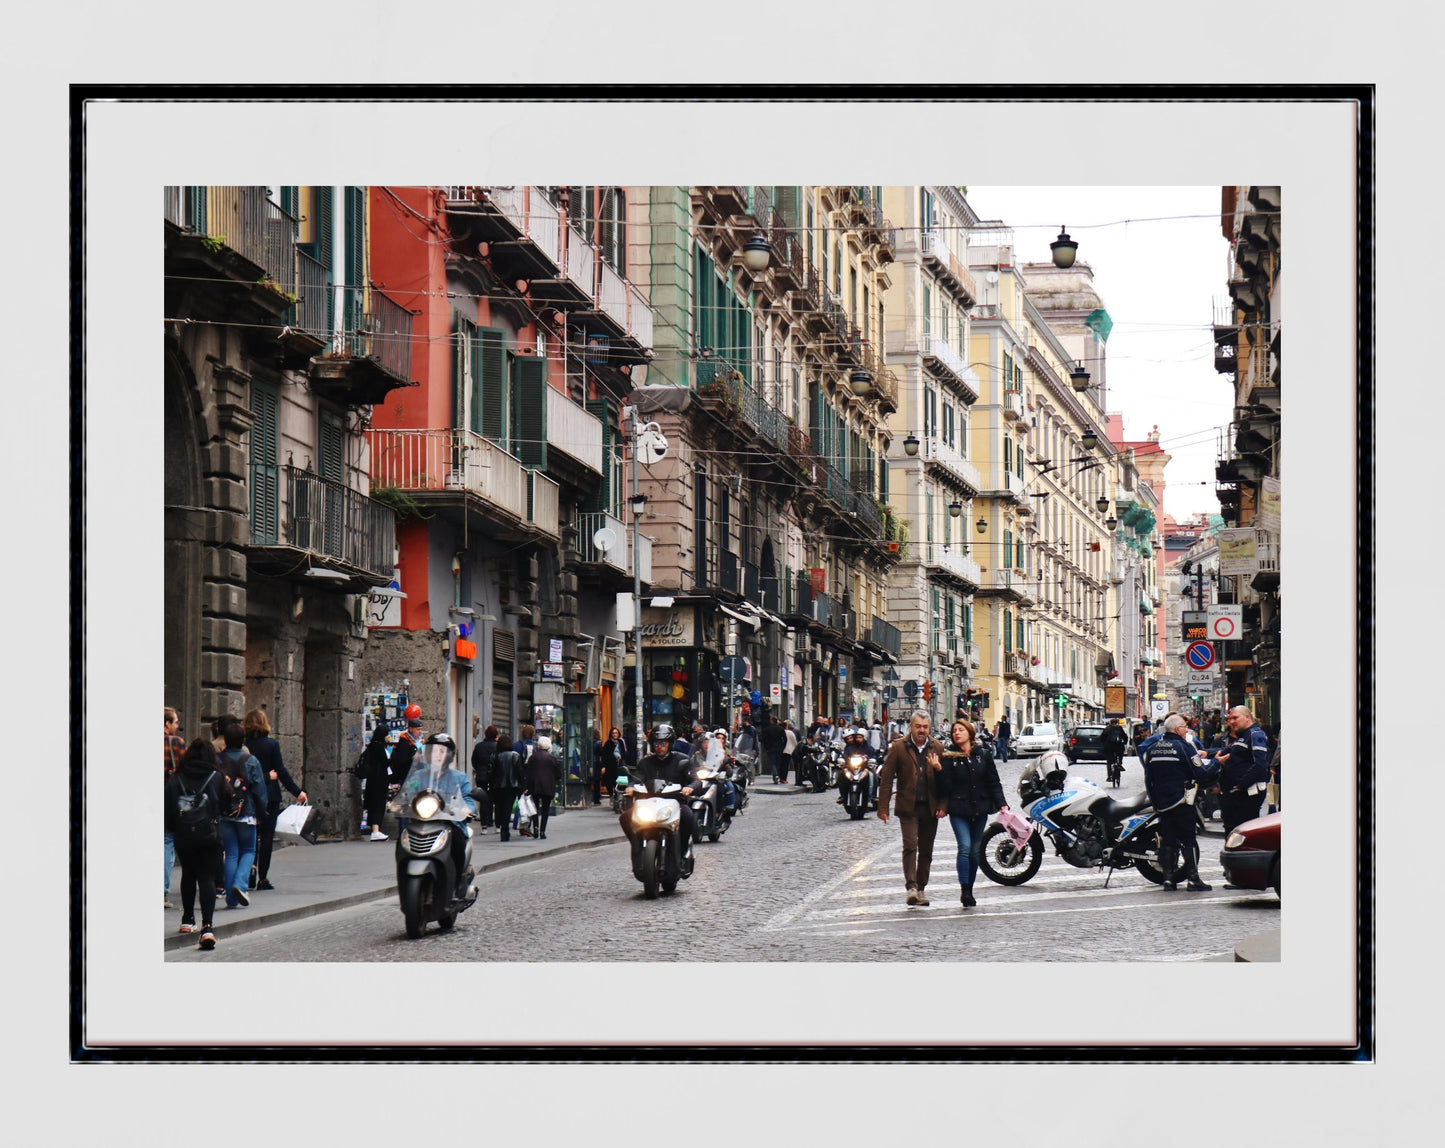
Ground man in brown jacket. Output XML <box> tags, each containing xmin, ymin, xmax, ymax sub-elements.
<box><xmin>877</xmin><ymin>709</ymin><xmax>948</xmax><ymax>905</ymax></box>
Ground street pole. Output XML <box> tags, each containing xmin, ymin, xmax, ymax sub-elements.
<box><xmin>631</xmin><ymin>406</ymin><xmax>644</xmax><ymax>753</ymax></box>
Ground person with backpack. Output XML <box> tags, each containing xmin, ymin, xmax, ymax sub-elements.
<box><xmin>217</xmin><ymin>721</ymin><xmax>268</xmax><ymax>910</ymax></box>
<box><xmin>165</xmin><ymin>738</ymin><xmax>227</xmax><ymax>950</ymax></box>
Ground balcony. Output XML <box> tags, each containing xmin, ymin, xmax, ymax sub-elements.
<box><xmin>959</xmin><ymin>640</ymin><xmax>980</xmax><ymax>669</ymax></box>
<box><xmin>576</xmin><ymin>510</ymin><xmax>629</xmax><ymax>577</ymax></box>
<box><xmin>547</xmin><ymin>390</ymin><xmax>605</xmax><ymax>477</ymax></box>
<box><xmin>920</xmin><ymin>230</ymin><xmax>977</xmax><ymax>302</ymax></box>
<box><xmin>981</xmin><ymin>468</ymin><xmax>1030</xmax><ymax>506</ymax></box>
<box><xmin>529</xmin><ymin>221</ymin><xmax>597</xmax><ymax>309</ymax></box>
<box><xmin>922</xmin><ymin>545</ymin><xmax>981</xmax><ymax>589</ymax></box>
<box><xmin>1003</xmin><ymin>389</ymin><xmax>1025</xmax><ymax>422</ymax></box>
<box><xmin>1004</xmin><ymin>650</ymin><xmax>1030</xmax><ymax>680</ymax></box>
<box><xmin>868</xmin><ymin>616</ymin><xmax>903</xmax><ymax>660</ymax></box>
<box><xmin>584</xmin><ymin>259</ymin><xmax>656</xmax><ymax>359</ymax></box>
<box><xmin>450</xmin><ymin>186</ymin><xmax>562</xmax><ymax>282</ymax></box>
<box><xmin>920</xmin><ymin>435</ymin><xmax>981</xmax><ymax>496</ymax></box>
<box><xmin>976</xmin><ymin>565</ymin><xmax>1025</xmax><ymax>599</ymax></box>
<box><xmin>309</xmin><ymin>284</ymin><xmax>418</xmax><ymax>406</ymax></box>
<box><xmin>920</xmin><ymin>332</ymin><xmax>981</xmax><ymax>403</ymax></box>
<box><xmin>364</xmin><ymin>428</ymin><xmax>557</xmax><ymax>542</ymax></box>
<box><xmin>247</xmin><ymin>465</ymin><xmax>396</xmax><ymax>586</ymax></box>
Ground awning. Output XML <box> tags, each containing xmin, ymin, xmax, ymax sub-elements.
<box><xmin>752</xmin><ymin>605</ymin><xmax>786</xmax><ymax>627</ymax></box>
<box><xmin>716</xmin><ymin>601</ymin><xmax>761</xmax><ymax>630</ymax></box>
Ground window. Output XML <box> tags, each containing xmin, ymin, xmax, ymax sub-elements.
<box><xmin>598</xmin><ymin>188</ymin><xmax>627</xmax><ymax>274</ymax></box>
<box><xmin>924</xmin><ymin>385</ymin><xmax>937</xmax><ymax>440</ymax></box>
<box><xmin>1004</xmin><ymin>607</ymin><xmax>1013</xmax><ymax>652</ymax></box>
<box><xmin>343</xmin><ymin>186</ymin><xmax>366</xmax><ymax>337</ymax></box>
<box><xmin>1003</xmin><ymin>527</ymin><xmax>1013</xmax><ymax>569</ymax></box>
<box><xmin>249</xmin><ymin>380</ymin><xmax>280</xmax><ymax>545</ymax></box>
<box><xmin>922</xmin><ymin>282</ymin><xmax>932</xmax><ymax>339</ymax></box>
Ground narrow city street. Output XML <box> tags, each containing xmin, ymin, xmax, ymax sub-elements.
<box><xmin>170</xmin><ymin>758</ymin><xmax>1276</xmax><ymax>964</ymax></box>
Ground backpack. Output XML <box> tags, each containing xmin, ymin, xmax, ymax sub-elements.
<box><xmin>221</xmin><ymin>756</ymin><xmax>254</xmax><ymax>819</ymax></box>
<box><xmin>176</xmin><ymin>772</ymin><xmax>220</xmax><ymax>845</ymax></box>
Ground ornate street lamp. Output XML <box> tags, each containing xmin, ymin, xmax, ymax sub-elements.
<box><xmin>741</xmin><ymin>231</ymin><xmax>772</xmax><ymax>273</ymax></box>
<box><xmin>903</xmin><ymin>433</ymin><xmax>920</xmax><ymax>457</ymax></box>
<box><xmin>1096</xmin><ymin>495</ymin><xmax>1110</xmax><ymax>514</ymax></box>
<box><xmin>1070</xmin><ymin>361</ymin><xmax>1091</xmax><ymax>392</ymax></box>
<box><xmin>1050</xmin><ymin>226</ymin><xmax>1078</xmax><ymax>269</ymax></box>
<box><xmin>1080</xmin><ymin>428</ymin><xmax>1100</xmax><ymax>452</ymax></box>
<box><xmin>849</xmin><ymin>367</ymin><xmax>873</xmax><ymax>396</ymax></box>
<box><xmin>1105</xmin><ymin>514</ymin><xmax>1117</xmax><ymax>532</ymax></box>
<box><xmin>948</xmin><ymin>499</ymin><xmax>963</xmax><ymax>519</ymax></box>
<box><xmin>976</xmin><ymin>516</ymin><xmax>988</xmax><ymax>535</ymax></box>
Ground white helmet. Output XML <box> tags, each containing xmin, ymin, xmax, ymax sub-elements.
<box><xmin>1037</xmin><ymin>750</ymin><xmax>1070</xmax><ymax>782</ymax></box>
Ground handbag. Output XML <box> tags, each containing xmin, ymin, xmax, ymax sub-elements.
<box><xmin>517</xmin><ymin>793</ymin><xmax>538</xmax><ymax>820</ymax></box>
<box><xmin>275</xmin><ymin>802</ymin><xmax>314</xmax><ymax>836</ymax></box>
<box><xmin>995</xmin><ymin>807</ymin><xmax>1033</xmax><ymax>851</ymax></box>
<box><xmin>1265</xmin><ymin>780</ymin><xmax>1280</xmax><ymax>806</ymax></box>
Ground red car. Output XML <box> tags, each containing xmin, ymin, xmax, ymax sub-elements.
<box><xmin>1220</xmin><ymin>811</ymin><xmax>1280</xmax><ymax>898</ymax></box>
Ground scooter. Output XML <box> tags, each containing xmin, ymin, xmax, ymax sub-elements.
<box><xmin>627</xmin><ymin>777</ymin><xmax>695</xmax><ymax>899</ymax></box>
<box><xmin>977</xmin><ymin>755</ymin><xmax>1167</xmax><ymax>888</ymax></box>
<box><xmin>611</xmin><ymin>769</ymin><xmax>631</xmax><ymax>815</ymax></box>
<box><xmin>388</xmin><ymin>784</ymin><xmax>484</xmax><ymax>938</ymax></box>
<box><xmin>802</xmin><ymin>741</ymin><xmax>832</xmax><ymax>792</ymax></box>
<box><xmin>836</xmin><ymin>748</ymin><xmax>875</xmax><ymax>820</ymax></box>
<box><xmin>689</xmin><ymin>762</ymin><xmax>731</xmax><ymax>843</ymax></box>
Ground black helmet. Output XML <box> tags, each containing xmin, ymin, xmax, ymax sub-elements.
<box><xmin>423</xmin><ymin>731</ymin><xmax>456</xmax><ymax>771</ymax></box>
<box><xmin>649</xmin><ymin>723</ymin><xmax>675</xmax><ymax>753</ymax></box>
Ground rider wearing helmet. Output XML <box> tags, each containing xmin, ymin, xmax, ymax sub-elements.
<box><xmin>836</xmin><ymin>726</ymin><xmax>876</xmax><ymax>804</ymax></box>
<box><xmin>619</xmin><ymin>724</ymin><xmax>697</xmax><ymax>846</ymax></box>
<box><xmin>397</xmin><ymin>732</ymin><xmax>477</xmax><ymax>895</ymax></box>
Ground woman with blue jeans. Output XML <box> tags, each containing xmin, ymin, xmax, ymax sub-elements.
<box><xmin>217</xmin><ymin>721</ymin><xmax>268</xmax><ymax>909</ymax></box>
<box><xmin>935</xmin><ymin>719</ymin><xmax>1008</xmax><ymax>908</ymax></box>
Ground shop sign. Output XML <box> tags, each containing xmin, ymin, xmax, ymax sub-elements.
<box><xmin>1218</xmin><ymin>529</ymin><xmax>1258</xmax><ymax>575</ymax></box>
<box><xmin>541</xmin><ymin>661</ymin><xmax>564</xmax><ymax>681</ymax></box>
<box><xmin>640</xmin><ymin>608</ymin><xmax>694</xmax><ymax>647</ymax></box>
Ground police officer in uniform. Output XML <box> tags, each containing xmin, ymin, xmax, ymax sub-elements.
<box><xmin>1142</xmin><ymin>713</ymin><xmax>1220</xmax><ymax>892</ymax></box>
<box><xmin>1211</xmin><ymin>705</ymin><xmax>1272</xmax><ymax>833</ymax></box>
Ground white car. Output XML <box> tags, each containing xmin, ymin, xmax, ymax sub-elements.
<box><xmin>1014</xmin><ymin>722</ymin><xmax>1062</xmax><ymax>757</ymax></box>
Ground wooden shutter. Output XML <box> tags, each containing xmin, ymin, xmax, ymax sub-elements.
<box><xmin>313</xmin><ymin>186</ymin><xmax>334</xmax><ymax>269</ymax></box>
<box><xmin>318</xmin><ymin>410</ymin><xmax>345</xmax><ymax>558</ymax></box>
<box><xmin>476</xmin><ymin>328</ymin><xmax>507</xmax><ymax>445</ymax></box>
<box><xmin>511</xmin><ymin>354</ymin><xmax>548</xmax><ymax>470</ymax></box>
<box><xmin>343</xmin><ymin>186</ymin><xmax>366</xmax><ymax>340</ymax></box>
<box><xmin>1003</xmin><ymin>527</ymin><xmax>1013</xmax><ymax>568</ymax></box>
<box><xmin>1004</xmin><ymin>608</ymin><xmax>1013</xmax><ymax>652</ymax></box>
<box><xmin>249</xmin><ymin>381</ymin><xmax>280</xmax><ymax>545</ymax></box>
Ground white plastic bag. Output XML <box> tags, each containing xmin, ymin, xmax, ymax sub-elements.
<box><xmin>275</xmin><ymin>803</ymin><xmax>314</xmax><ymax>836</ymax></box>
<box><xmin>517</xmin><ymin>793</ymin><xmax>538</xmax><ymax>820</ymax></box>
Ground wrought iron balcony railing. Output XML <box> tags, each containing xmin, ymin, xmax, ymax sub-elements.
<box><xmin>249</xmin><ymin>464</ymin><xmax>395</xmax><ymax>580</ymax></box>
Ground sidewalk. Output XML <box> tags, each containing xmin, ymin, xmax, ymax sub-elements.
<box><xmin>164</xmin><ymin>805</ymin><xmax>627</xmax><ymax>951</ymax></box>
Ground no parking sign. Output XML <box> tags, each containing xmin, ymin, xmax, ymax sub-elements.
<box><xmin>1185</xmin><ymin>641</ymin><xmax>1216</xmax><ymax>670</ymax></box>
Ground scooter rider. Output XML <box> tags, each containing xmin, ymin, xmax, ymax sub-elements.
<box><xmin>620</xmin><ymin>724</ymin><xmax>697</xmax><ymax>847</ymax></box>
<box><xmin>836</xmin><ymin>725</ymin><xmax>877</xmax><ymax>805</ymax></box>
<box><xmin>396</xmin><ymin>732</ymin><xmax>477</xmax><ymax>897</ymax></box>
<box><xmin>1141</xmin><ymin>714</ymin><xmax>1219</xmax><ymax>892</ymax></box>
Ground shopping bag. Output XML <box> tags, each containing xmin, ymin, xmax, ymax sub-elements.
<box><xmin>1265</xmin><ymin>781</ymin><xmax>1280</xmax><ymax>807</ymax></box>
<box><xmin>275</xmin><ymin>803</ymin><xmax>314</xmax><ymax>837</ymax></box>
<box><xmin>517</xmin><ymin>793</ymin><xmax>538</xmax><ymax>820</ymax></box>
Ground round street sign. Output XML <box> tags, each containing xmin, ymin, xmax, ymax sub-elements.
<box><xmin>1185</xmin><ymin>641</ymin><xmax>1216</xmax><ymax>670</ymax></box>
<box><xmin>903</xmin><ymin>680</ymin><xmax>918</xmax><ymax>698</ymax></box>
<box><xmin>1210</xmin><ymin>615</ymin><xmax>1237</xmax><ymax>640</ymax></box>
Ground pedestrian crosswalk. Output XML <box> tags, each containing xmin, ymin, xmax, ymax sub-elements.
<box><xmin>761</xmin><ymin>839</ymin><xmax>1233</xmax><ymax>936</ymax></box>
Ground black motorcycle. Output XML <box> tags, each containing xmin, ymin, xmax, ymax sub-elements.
<box><xmin>836</xmin><ymin>748</ymin><xmax>876</xmax><ymax>820</ymax></box>
<box><xmin>689</xmin><ymin>762</ymin><xmax>731</xmax><ymax>843</ymax></box>
<box><xmin>802</xmin><ymin>741</ymin><xmax>832</xmax><ymax>793</ymax></box>
<box><xmin>388</xmin><ymin>784</ymin><xmax>484</xmax><ymax>939</ymax></box>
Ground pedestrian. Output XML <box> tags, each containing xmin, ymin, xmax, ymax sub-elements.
<box><xmin>163</xmin><ymin>706</ymin><xmax>186</xmax><ymax>909</ymax></box>
<box><xmin>518</xmin><ymin>723</ymin><xmax>539</xmax><ymax>764</ymax></box>
<box><xmin>876</xmin><ymin>710</ymin><xmax>948</xmax><ymax>906</ymax></box>
<box><xmin>360</xmin><ymin>724</ymin><xmax>395</xmax><ymax>840</ymax></box>
<box><xmin>994</xmin><ymin>712</ymin><xmax>1012</xmax><ymax>764</ymax></box>
<box><xmin>1141</xmin><ymin>713</ymin><xmax>1218</xmax><ymax>891</ymax></box>
<box><xmin>1267</xmin><ymin>731</ymin><xmax>1281</xmax><ymax>813</ymax></box>
<box><xmin>490</xmin><ymin>734</ymin><xmax>525</xmax><ymax>842</ymax></box>
<box><xmin>1101</xmin><ymin>719</ymin><xmax>1129</xmax><ymax>780</ymax></box>
<box><xmin>211</xmin><ymin>713</ymin><xmax>239</xmax><ymax>756</ymax></box>
<box><xmin>934</xmin><ymin>718</ymin><xmax>1007</xmax><ymax>908</ymax></box>
<box><xmin>759</xmin><ymin>714</ymin><xmax>788</xmax><ymax>784</ymax></box>
<box><xmin>781</xmin><ymin>720</ymin><xmax>798</xmax><ymax>783</ymax></box>
<box><xmin>165</xmin><ymin>738</ymin><xmax>227</xmax><ymax>950</ymax></box>
<box><xmin>589</xmin><ymin>726</ymin><xmax>606</xmax><ymax>805</ymax></box>
<box><xmin>471</xmin><ymin>724</ymin><xmax>500</xmax><ymax>831</ymax></box>
<box><xmin>391</xmin><ymin>716</ymin><xmax>425</xmax><ymax>786</ymax></box>
<box><xmin>600</xmin><ymin>726</ymin><xmax>628</xmax><ymax>795</ymax></box>
<box><xmin>244</xmin><ymin>709</ymin><xmax>306</xmax><ymax>889</ymax></box>
<box><xmin>217</xmin><ymin>721</ymin><xmax>268</xmax><ymax>909</ymax></box>
<box><xmin>525</xmin><ymin>735</ymin><xmax>563</xmax><ymax>840</ymax></box>
<box><xmin>1211</xmin><ymin>705</ymin><xmax>1272</xmax><ymax>833</ymax></box>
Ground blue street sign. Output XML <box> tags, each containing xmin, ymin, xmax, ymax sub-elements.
<box><xmin>904</xmin><ymin>680</ymin><xmax>918</xmax><ymax>698</ymax></box>
<box><xmin>1185</xmin><ymin>641</ymin><xmax>1215</xmax><ymax>670</ymax></box>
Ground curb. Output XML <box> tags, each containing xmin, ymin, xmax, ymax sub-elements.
<box><xmin>164</xmin><ymin>832</ymin><xmax>628</xmax><ymax>951</ymax></box>
<box><xmin>1233</xmin><ymin>929</ymin><xmax>1280</xmax><ymax>962</ymax></box>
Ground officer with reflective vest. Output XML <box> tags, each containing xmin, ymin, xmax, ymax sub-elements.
<box><xmin>1142</xmin><ymin>713</ymin><xmax>1220</xmax><ymax>892</ymax></box>
<box><xmin>1209</xmin><ymin>705</ymin><xmax>1272</xmax><ymax>833</ymax></box>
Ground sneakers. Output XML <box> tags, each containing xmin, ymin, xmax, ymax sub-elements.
<box><xmin>198</xmin><ymin>931</ymin><xmax>216</xmax><ymax>951</ymax></box>
<box><xmin>1185</xmin><ymin>878</ymin><xmax>1213</xmax><ymax>892</ymax></box>
<box><xmin>906</xmin><ymin>886</ymin><xmax>920</xmax><ymax>906</ymax></box>
<box><xmin>370</xmin><ymin>829</ymin><xmax>390</xmax><ymax>841</ymax></box>
<box><xmin>231</xmin><ymin>886</ymin><xmax>250</xmax><ymax>907</ymax></box>
<box><xmin>178</xmin><ymin>922</ymin><xmax>196</xmax><ymax>934</ymax></box>
<box><xmin>164</xmin><ymin>897</ymin><xmax>174</xmax><ymax>909</ymax></box>
<box><xmin>915</xmin><ymin>888</ymin><xmax>930</xmax><ymax>906</ymax></box>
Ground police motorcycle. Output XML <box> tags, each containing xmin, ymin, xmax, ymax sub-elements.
<box><xmin>977</xmin><ymin>751</ymin><xmax>1168</xmax><ymax>887</ymax></box>
<box><xmin>835</xmin><ymin>728</ymin><xmax>877</xmax><ymax>820</ymax></box>
<box><xmin>623</xmin><ymin>726</ymin><xmax>696</xmax><ymax>899</ymax></box>
<box><xmin>386</xmin><ymin>733</ymin><xmax>485</xmax><ymax>938</ymax></box>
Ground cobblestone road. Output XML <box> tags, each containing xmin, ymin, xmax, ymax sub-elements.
<box><xmin>170</xmin><ymin>756</ymin><xmax>1277</xmax><ymax>963</ymax></box>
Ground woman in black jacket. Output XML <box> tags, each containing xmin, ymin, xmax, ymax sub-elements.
<box><xmin>165</xmin><ymin>739</ymin><xmax>228</xmax><ymax>949</ymax></box>
<box><xmin>490</xmin><ymin>736</ymin><xmax>525</xmax><ymax>842</ymax></box>
<box><xmin>934</xmin><ymin>719</ymin><xmax>1008</xmax><ymax>908</ymax></box>
<box><xmin>359</xmin><ymin>724</ymin><xmax>394</xmax><ymax>842</ymax></box>
<box><xmin>243</xmin><ymin>709</ymin><xmax>305</xmax><ymax>888</ymax></box>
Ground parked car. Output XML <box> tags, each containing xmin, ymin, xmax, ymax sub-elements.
<box><xmin>1064</xmin><ymin>724</ymin><xmax>1107</xmax><ymax>763</ymax></box>
<box><xmin>1220</xmin><ymin>811</ymin><xmax>1280</xmax><ymax>898</ymax></box>
<box><xmin>1014</xmin><ymin>722</ymin><xmax>1062</xmax><ymax>757</ymax></box>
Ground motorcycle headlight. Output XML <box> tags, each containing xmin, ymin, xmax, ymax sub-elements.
<box><xmin>634</xmin><ymin>804</ymin><xmax>657</xmax><ymax>824</ymax></box>
<box><xmin>413</xmin><ymin>793</ymin><xmax>442</xmax><ymax>819</ymax></box>
<box><xmin>695</xmin><ymin>769</ymin><xmax>715</xmax><ymax>780</ymax></box>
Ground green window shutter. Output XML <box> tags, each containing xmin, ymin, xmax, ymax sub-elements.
<box><xmin>476</xmin><ymin>328</ymin><xmax>507</xmax><ymax>444</ymax></box>
<box><xmin>318</xmin><ymin>410</ymin><xmax>345</xmax><ymax>558</ymax></box>
<box><xmin>964</xmin><ymin>604</ymin><xmax>972</xmax><ymax>642</ymax></box>
<box><xmin>1004</xmin><ymin>608</ymin><xmax>1012</xmax><ymax>652</ymax></box>
<box><xmin>343</xmin><ymin>186</ymin><xmax>365</xmax><ymax>337</ymax></box>
<box><xmin>926</xmin><ymin>491</ymin><xmax>934</xmax><ymax>544</ymax></box>
<box><xmin>280</xmin><ymin>186</ymin><xmax>299</xmax><ymax>220</ymax></box>
<box><xmin>511</xmin><ymin>354</ymin><xmax>548</xmax><ymax>470</ymax></box>
<box><xmin>1004</xmin><ymin>435</ymin><xmax>1013</xmax><ymax>472</ymax></box>
<box><xmin>249</xmin><ymin>381</ymin><xmax>280</xmax><ymax>545</ymax></box>
<box><xmin>584</xmin><ymin>399</ymin><xmax>616</xmax><ymax>513</ymax></box>
<box><xmin>313</xmin><ymin>186</ymin><xmax>334</xmax><ymax>269</ymax></box>
<box><xmin>1003</xmin><ymin>527</ymin><xmax>1013</xmax><ymax>568</ymax></box>
<box><xmin>569</xmin><ymin>186</ymin><xmax>590</xmax><ymax>237</ymax></box>
<box><xmin>319</xmin><ymin>411</ymin><xmax>344</xmax><ymax>482</ymax></box>
<box><xmin>1019</xmin><ymin>619</ymin><xmax>1026</xmax><ymax>650</ymax></box>
<box><xmin>1016</xmin><ymin>536</ymin><xmax>1024</xmax><ymax>568</ymax></box>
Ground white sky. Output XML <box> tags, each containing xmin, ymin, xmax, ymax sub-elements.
<box><xmin>963</xmin><ymin>186</ymin><xmax>1233</xmax><ymax>524</ymax></box>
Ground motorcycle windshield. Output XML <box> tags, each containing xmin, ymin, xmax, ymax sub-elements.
<box><xmin>387</xmin><ymin>761</ymin><xmax>474</xmax><ymax>820</ymax></box>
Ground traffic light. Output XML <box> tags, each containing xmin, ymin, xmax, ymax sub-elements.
<box><xmin>922</xmin><ymin>681</ymin><xmax>933</xmax><ymax>702</ymax></box>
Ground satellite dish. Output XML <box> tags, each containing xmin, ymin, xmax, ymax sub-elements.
<box><xmin>985</xmin><ymin>270</ymin><xmax>1000</xmax><ymax>284</ymax></box>
<box><xmin>592</xmin><ymin>527</ymin><xmax>617</xmax><ymax>554</ymax></box>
